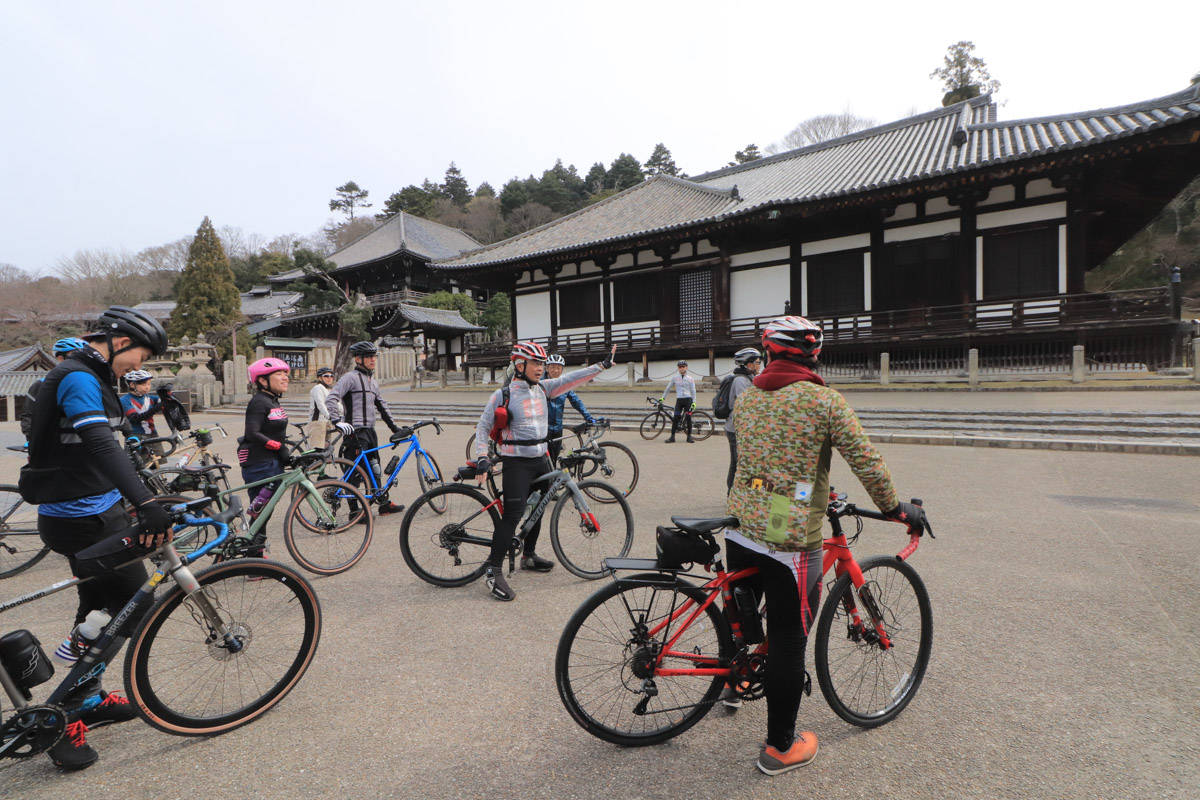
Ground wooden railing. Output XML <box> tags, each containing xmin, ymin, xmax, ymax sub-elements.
<box><xmin>467</xmin><ymin>287</ymin><xmax>1175</xmax><ymax>363</ymax></box>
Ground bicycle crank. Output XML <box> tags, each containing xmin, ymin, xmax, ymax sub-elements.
<box><xmin>0</xmin><ymin>705</ymin><xmax>66</xmax><ymax>758</ymax></box>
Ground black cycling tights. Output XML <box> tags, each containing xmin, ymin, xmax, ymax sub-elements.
<box><xmin>491</xmin><ymin>455</ymin><xmax>553</xmax><ymax>566</ymax></box>
<box><xmin>726</xmin><ymin>539</ymin><xmax>823</xmax><ymax>752</ymax></box>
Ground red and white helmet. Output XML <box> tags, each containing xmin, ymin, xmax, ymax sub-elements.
<box><xmin>248</xmin><ymin>357</ymin><xmax>289</xmax><ymax>383</ymax></box>
<box><xmin>510</xmin><ymin>341</ymin><xmax>548</xmax><ymax>363</ymax></box>
<box><xmin>761</xmin><ymin>316</ymin><xmax>823</xmax><ymax>358</ymax></box>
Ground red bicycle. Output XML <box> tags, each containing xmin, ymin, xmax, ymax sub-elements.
<box><xmin>554</xmin><ymin>491</ymin><xmax>934</xmax><ymax>745</ymax></box>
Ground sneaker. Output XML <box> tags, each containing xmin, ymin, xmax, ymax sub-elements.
<box><xmin>378</xmin><ymin>501</ymin><xmax>405</xmax><ymax>515</ymax></box>
<box><xmin>719</xmin><ymin>687</ymin><xmax>742</xmax><ymax>711</ymax></box>
<box><xmin>756</xmin><ymin>732</ymin><xmax>819</xmax><ymax>775</ymax></box>
<box><xmin>485</xmin><ymin>565</ymin><xmax>516</xmax><ymax>601</ymax></box>
<box><xmin>80</xmin><ymin>691</ymin><xmax>137</xmax><ymax>727</ymax></box>
<box><xmin>520</xmin><ymin>553</ymin><xmax>554</xmax><ymax>572</ymax></box>
<box><xmin>664</xmin><ymin>436</ymin><xmax>676</xmax><ymax>443</ymax></box>
<box><xmin>48</xmin><ymin>720</ymin><xmax>98</xmax><ymax>771</ymax></box>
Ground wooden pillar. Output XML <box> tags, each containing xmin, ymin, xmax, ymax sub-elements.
<box><xmin>707</xmin><ymin>348</ymin><xmax>716</xmax><ymax>378</ymax></box>
<box><xmin>642</xmin><ymin>351</ymin><xmax>649</xmax><ymax>381</ymax></box>
<box><xmin>545</xmin><ymin>265</ymin><xmax>561</xmax><ymax>344</ymax></box>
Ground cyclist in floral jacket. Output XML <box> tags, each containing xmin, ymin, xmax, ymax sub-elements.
<box><xmin>726</xmin><ymin>315</ymin><xmax>930</xmax><ymax>776</ymax></box>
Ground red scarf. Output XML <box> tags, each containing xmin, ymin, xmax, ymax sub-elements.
<box><xmin>752</xmin><ymin>359</ymin><xmax>826</xmax><ymax>391</ymax></box>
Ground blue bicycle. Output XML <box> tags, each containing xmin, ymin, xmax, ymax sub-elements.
<box><xmin>334</xmin><ymin>419</ymin><xmax>448</xmax><ymax>515</ymax></box>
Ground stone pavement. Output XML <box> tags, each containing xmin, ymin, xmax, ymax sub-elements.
<box><xmin>1</xmin><ymin>418</ymin><xmax>1197</xmax><ymax>799</ymax></box>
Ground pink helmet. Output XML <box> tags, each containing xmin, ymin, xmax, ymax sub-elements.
<box><xmin>248</xmin><ymin>358</ymin><xmax>289</xmax><ymax>384</ymax></box>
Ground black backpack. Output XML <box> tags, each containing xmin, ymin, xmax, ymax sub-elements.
<box><xmin>711</xmin><ymin>374</ymin><xmax>737</xmax><ymax>420</ymax></box>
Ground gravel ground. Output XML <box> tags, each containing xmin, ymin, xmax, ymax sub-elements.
<box><xmin>0</xmin><ymin>414</ymin><xmax>1197</xmax><ymax>800</ymax></box>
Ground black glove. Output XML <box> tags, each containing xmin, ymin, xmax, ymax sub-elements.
<box><xmin>885</xmin><ymin>500</ymin><xmax>933</xmax><ymax>537</ymax></box>
<box><xmin>475</xmin><ymin>456</ymin><xmax>493</xmax><ymax>475</ymax></box>
<box><xmin>136</xmin><ymin>500</ymin><xmax>173</xmax><ymax>537</ymax></box>
<box><xmin>600</xmin><ymin>354</ymin><xmax>614</xmax><ymax>369</ymax></box>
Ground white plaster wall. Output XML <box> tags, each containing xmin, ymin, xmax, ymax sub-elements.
<box><xmin>731</xmin><ymin>264</ymin><xmax>790</xmax><ymax>319</ymax></box>
<box><xmin>611</xmin><ymin>319</ymin><xmax>660</xmax><ymax>332</ymax></box>
<box><xmin>730</xmin><ymin>246</ymin><xmax>789</xmax><ymax>267</ymax></box>
<box><xmin>579</xmin><ymin>261</ymin><xmax>602</xmax><ymax>275</ymax></box>
<box><xmin>1026</xmin><ymin>179</ymin><xmax>1063</xmax><ymax>198</ymax></box>
<box><xmin>884</xmin><ymin>219</ymin><xmax>960</xmax><ymax>243</ymax></box>
<box><xmin>926</xmin><ymin>196</ymin><xmax>953</xmax><ymax>215</ymax></box>
<box><xmin>1058</xmin><ymin>225</ymin><xmax>1068</xmax><ymax>293</ymax></box>
<box><xmin>891</xmin><ymin>203</ymin><xmax>917</xmax><ymax>221</ymax></box>
<box><xmin>977</xmin><ymin>201</ymin><xmax>1066</xmax><ymax>230</ymax></box>
<box><xmin>978</xmin><ymin>185</ymin><xmax>1016</xmax><ymax>206</ymax></box>
<box><xmin>695</xmin><ymin>239</ymin><xmax>719</xmax><ymax>255</ymax></box>
<box><xmin>515</xmin><ymin>291</ymin><xmax>551</xmax><ymax>339</ymax></box>
<box><xmin>557</xmin><ymin>325</ymin><xmax>606</xmax><ymax>337</ymax></box>
<box><xmin>802</xmin><ymin>233</ymin><xmax>869</xmax><ymax>256</ymax></box>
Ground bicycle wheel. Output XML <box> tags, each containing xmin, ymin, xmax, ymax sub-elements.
<box><xmin>282</xmin><ymin>479</ymin><xmax>374</xmax><ymax>575</ymax></box>
<box><xmin>416</xmin><ymin>451</ymin><xmax>447</xmax><ymax>514</ymax></box>
<box><xmin>639</xmin><ymin>412</ymin><xmax>666</xmax><ymax>440</ymax></box>
<box><xmin>549</xmin><ymin>480</ymin><xmax>634</xmax><ymax>579</ymax></box>
<box><xmin>814</xmin><ymin>555</ymin><xmax>933</xmax><ymax>728</ymax></box>
<box><xmin>556</xmin><ymin>574</ymin><xmax>732</xmax><ymax>746</ymax></box>
<box><xmin>0</xmin><ymin>485</ymin><xmax>49</xmax><ymax>579</ymax></box>
<box><xmin>581</xmin><ymin>442</ymin><xmax>639</xmax><ymax>502</ymax></box>
<box><xmin>690</xmin><ymin>412</ymin><xmax>715</xmax><ymax>441</ymax></box>
<box><xmin>464</xmin><ymin>432</ymin><xmax>477</xmax><ymax>462</ymax></box>
<box><xmin>123</xmin><ymin>558</ymin><xmax>321</xmax><ymax>736</ymax></box>
<box><xmin>398</xmin><ymin>483</ymin><xmax>498</xmax><ymax>587</ymax></box>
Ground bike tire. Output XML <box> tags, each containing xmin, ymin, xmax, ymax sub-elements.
<box><xmin>398</xmin><ymin>483</ymin><xmax>498</xmax><ymax>587</ymax></box>
<box><xmin>638</xmin><ymin>412</ymin><xmax>666</xmax><ymax>441</ymax></box>
<box><xmin>0</xmin><ymin>485</ymin><xmax>50</xmax><ymax>579</ymax></box>
<box><xmin>580</xmin><ymin>441</ymin><xmax>639</xmax><ymax>502</ymax></box>
<box><xmin>556</xmin><ymin>573</ymin><xmax>732</xmax><ymax>746</ymax></box>
<box><xmin>416</xmin><ymin>451</ymin><xmax>447</xmax><ymax>514</ymax></box>
<box><xmin>464</xmin><ymin>432</ymin><xmax>477</xmax><ymax>462</ymax></box>
<box><xmin>690</xmin><ymin>412</ymin><xmax>715</xmax><ymax>441</ymax></box>
<box><xmin>549</xmin><ymin>480</ymin><xmax>634</xmax><ymax>579</ymax></box>
<box><xmin>814</xmin><ymin>555</ymin><xmax>933</xmax><ymax>728</ymax></box>
<box><xmin>282</xmin><ymin>479</ymin><xmax>374</xmax><ymax>575</ymax></box>
<box><xmin>123</xmin><ymin>558</ymin><xmax>321</xmax><ymax>736</ymax></box>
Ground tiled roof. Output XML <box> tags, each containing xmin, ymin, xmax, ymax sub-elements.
<box><xmin>438</xmin><ymin>84</ymin><xmax>1200</xmax><ymax>271</ymax></box>
<box><xmin>395</xmin><ymin>303</ymin><xmax>484</xmax><ymax>333</ymax></box>
<box><xmin>327</xmin><ymin>212</ymin><xmax>481</xmax><ymax>270</ymax></box>
<box><xmin>132</xmin><ymin>292</ymin><xmax>302</xmax><ymax>323</ymax></box>
<box><xmin>0</xmin><ymin>344</ymin><xmax>54</xmax><ymax>372</ymax></box>
<box><xmin>0</xmin><ymin>370</ymin><xmax>44</xmax><ymax>396</ymax></box>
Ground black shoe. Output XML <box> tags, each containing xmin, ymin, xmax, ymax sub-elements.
<box><xmin>521</xmin><ymin>553</ymin><xmax>555</xmax><ymax>572</ymax></box>
<box><xmin>48</xmin><ymin>720</ymin><xmax>98</xmax><ymax>771</ymax></box>
<box><xmin>485</xmin><ymin>565</ymin><xmax>515</xmax><ymax>601</ymax></box>
<box><xmin>686</xmin><ymin>435</ymin><xmax>695</xmax><ymax>443</ymax></box>
<box><xmin>378</xmin><ymin>501</ymin><xmax>405</xmax><ymax>515</ymax></box>
<box><xmin>80</xmin><ymin>691</ymin><xmax>137</xmax><ymax>728</ymax></box>
<box><xmin>665</xmin><ymin>436</ymin><xmax>676</xmax><ymax>443</ymax></box>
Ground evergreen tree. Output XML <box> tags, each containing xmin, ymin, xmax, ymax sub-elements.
<box><xmin>930</xmin><ymin>41</ymin><xmax>1000</xmax><ymax>106</ymax></box>
<box><xmin>645</xmin><ymin>143</ymin><xmax>681</xmax><ymax>177</ymax></box>
<box><xmin>585</xmin><ymin>162</ymin><xmax>608</xmax><ymax>194</ymax></box>
<box><xmin>606</xmin><ymin>153</ymin><xmax>645</xmax><ymax>191</ymax></box>
<box><xmin>442</xmin><ymin>162</ymin><xmax>473</xmax><ymax>208</ymax></box>
<box><xmin>479</xmin><ymin>291</ymin><xmax>511</xmax><ymax>337</ymax></box>
<box><xmin>728</xmin><ymin>144</ymin><xmax>763</xmax><ymax>166</ymax></box>
<box><xmin>329</xmin><ymin>181</ymin><xmax>372</xmax><ymax>221</ymax></box>
<box><xmin>378</xmin><ymin>184</ymin><xmax>438</xmax><ymax>219</ymax></box>
<box><xmin>169</xmin><ymin>217</ymin><xmax>244</xmax><ymax>357</ymax></box>
<box><xmin>499</xmin><ymin>176</ymin><xmax>535</xmax><ymax>218</ymax></box>
<box><xmin>475</xmin><ymin>181</ymin><xmax>496</xmax><ymax>197</ymax></box>
<box><xmin>419</xmin><ymin>290</ymin><xmax>479</xmax><ymax>325</ymax></box>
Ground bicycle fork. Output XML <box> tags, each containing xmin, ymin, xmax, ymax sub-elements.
<box><xmin>158</xmin><ymin>548</ymin><xmax>245</xmax><ymax>656</ymax></box>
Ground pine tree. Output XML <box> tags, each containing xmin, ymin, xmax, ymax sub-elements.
<box><xmin>442</xmin><ymin>163</ymin><xmax>472</xmax><ymax>208</ymax></box>
<box><xmin>728</xmin><ymin>144</ymin><xmax>763</xmax><ymax>166</ymax></box>
<box><xmin>606</xmin><ymin>153</ymin><xmax>645</xmax><ymax>191</ymax></box>
<box><xmin>645</xmin><ymin>143</ymin><xmax>681</xmax><ymax>177</ymax></box>
<box><xmin>329</xmin><ymin>181</ymin><xmax>372</xmax><ymax>221</ymax></box>
<box><xmin>169</xmin><ymin>217</ymin><xmax>244</xmax><ymax>357</ymax></box>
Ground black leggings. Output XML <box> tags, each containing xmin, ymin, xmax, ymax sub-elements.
<box><xmin>726</xmin><ymin>539</ymin><xmax>822</xmax><ymax>751</ymax></box>
<box><xmin>671</xmin><ymin>398</ymin><xmax>693</xmax><ymax>435</ymax></box>
<box><xmin>726</xmin><ymin>430</ymin><xmax>738</xmax><ymax>492</ymax></box>
<box><xmin>491</xmin><ymin>455</ymin><xmax>553</xmax><ymax>565</ymax></box>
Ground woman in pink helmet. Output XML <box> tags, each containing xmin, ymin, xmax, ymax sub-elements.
<box><xmin>235</xmin><ymin>358</ymin><xmax>291</xmax><ymax>555</ymax></box>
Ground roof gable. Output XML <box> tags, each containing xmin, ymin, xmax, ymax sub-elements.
<box><xmin>328</xmin><ymin>211</ymin><xmax>481</xmax><ymax>270</ymax></box>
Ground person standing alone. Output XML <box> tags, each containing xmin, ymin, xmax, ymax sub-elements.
<box><xmin>662</xmin><ymin>360</ymin><xmax>696</xmax><ymax>443</ymax></box>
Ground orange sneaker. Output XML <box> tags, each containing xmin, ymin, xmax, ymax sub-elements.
<box><xmin>756</xmin><ymin>732</ymin><xmax>818</xmax><ymax>775</ymax></box>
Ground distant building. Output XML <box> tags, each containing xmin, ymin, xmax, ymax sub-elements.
<box><xmin>436</xmin><ymin>84</ymin><xmax>1200</xmax><ymax>377</ymax></box>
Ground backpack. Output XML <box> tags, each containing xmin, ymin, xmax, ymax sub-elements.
<box><xmin>711</xmin><ymin>374</ymin><xmax>737</xmax><ymax>420</ymax></box>
<box><xmin>488</xmin><ymin>385</ymin><xmax>512</xmax><ymax>445</ymax></box>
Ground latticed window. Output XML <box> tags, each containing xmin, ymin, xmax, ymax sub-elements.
<box><xmin>807</xmin><ymin>251</ymin><xmax>865</xmax><ymax>316</ymax></box>
<box><xmin>679</xmin><ymin>268</ymin><xmax>712</xmax><ymax>339</ymax></box>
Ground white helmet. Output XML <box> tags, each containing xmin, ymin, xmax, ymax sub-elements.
<box><xmin>124</xmin><ymin>370</ymin><xmax>153</xmax><ymax>383</ymax></box>
<box><xmin>733</xmin><ymin>348</ymin><xmax>761</xmax><ymax>367</ymax></box>
<box><xmin>546</xmin><ymin>354</ymin><xmax>566</xmax><ymax>365</ymax></box>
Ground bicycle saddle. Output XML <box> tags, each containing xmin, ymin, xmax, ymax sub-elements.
<box><xmin>178</xmin><ymin>462</ymin><xmax>233</xmax><ymax>475</ymax></box>
<box><xmin>670</xmin><ymin>516</ymin><xmax>739</xmax><ymax>535</ymax></box>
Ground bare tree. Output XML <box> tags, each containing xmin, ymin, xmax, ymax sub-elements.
<box><xmin>136</xmin><ymin>238</ymin><xmax>192</xmax><ymax>273</ymax></box>
<box><xmin>323</xmin><ymin>216</ymin><xmax>378</xmax><ymax>252</ymax></box>
<box><xmin>765</xmin><ymin>108</ymin><xmax>877</xmax><ymax>154</ymax></box>
<box><xmin>505</xmin><ymin>202</ymin><xmax>557</xmax><ymax>237</ymax></box>
<box><xmin>54</xmin><ymin>248</ymin><xmax>148</xmax><ymax>306</ymax></box>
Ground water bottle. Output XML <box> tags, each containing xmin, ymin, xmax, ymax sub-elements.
<box><xmin>249</xmin><ymin>486</ymin><xmax>274</xmax><ymax>518</ymax></box>
<box><xmin>524</xmin><ymin>490</ymin><xmax>542</xmax><ymax>519</ymax></box>
<box><xmin>384</xmin><ymin>455</ymin><xmax>399</xmax><ymax>476</ymax></box>
<box><xmin>176</xmin><ymin>451</ymin><xmax>191</xmax><ymax>468</ymax></box>
<box><xmin>51</xmin><ymin>609</ymin><xmax>111</xmax><ymax>667</ymax></box>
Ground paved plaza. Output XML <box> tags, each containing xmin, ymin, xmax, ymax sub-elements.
<box><xmin>1</xmin><ymin>392</ymin><xmax>1198</xmax><ymax>798</ymax></box>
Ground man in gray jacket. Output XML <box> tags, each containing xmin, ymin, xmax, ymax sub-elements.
<box><xmin>725</xmin><ymin>347</ymin><xmax>762</xmax><ymax>492</ymax></box>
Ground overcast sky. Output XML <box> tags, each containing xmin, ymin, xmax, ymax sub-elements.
<box><xmin>2</xmin><ymin>0</ymin><xmax>1197</xmax><ymax>272</ymax></box>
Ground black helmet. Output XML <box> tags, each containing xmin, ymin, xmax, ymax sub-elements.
<box><xmin>349</xmin><ymin>341</ymin><xmax>378</xmax><ymax>357</ymax></box>
<box><xmin>90</xmin><ymin>306</ymin><xmax>169</xmax><ymax>356</ymax></box>
<box><xmin>316</xmin><ymin>367</ymin><xmax>334</xmax><ymax>377</ymax></box>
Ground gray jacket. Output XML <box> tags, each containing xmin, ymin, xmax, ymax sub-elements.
<box><xmin>326</xmin><ymin>367</ymin><xmax>398</xmax><ymax>431</ymax></box>
<box><xmin>723</xmin><ymin>369</ymin><xmax>755</xmax><ymax>433</ymax></box>
<box><xmin>475</xmin><ymin>364</ymin><xmax>603</xmax><ymax>459</ymax></box>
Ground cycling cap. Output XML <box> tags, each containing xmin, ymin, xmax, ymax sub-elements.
<box><xmin>546</xmin><ymin>354</ymin><xmax>566</xmax><ymax>366</ymax></box>
<box><xmin>53</xmin><ymin>338</ymin><xmax>88</xmax><ymax>355</ymax></box>
<box><xmin>123</xmin><ymin>370</ymin><xmax>153</xmax><ymax>383</ymax></box>
<box><xmin>349</xmin><ymin>341</ymin><xmax>378</xmax><ymax>357</ymax></box>
<box><xmin>88</xmin><ymin>306</ymin><xmax>169</xmax><ymax>356</ymax></box>
<box><xmin>762</xmin><ymin>315</ymin><xmax>823</xmax><ymax>358</ymax></box>
<box><xmin>248</xmin><ymin>358</ymin><xmax>289</xmax><ymax>383</ymax></box>
<box><xmin>316</xmin><ymin>367</ymin><xmax>335</xmax><ymax>377</ymax></box>
<box><xmin>733</xmin><ymin>347</ymin><xmax>761</xmax><ymax>366</ymax></box>
<box><xmin>511</xmin><ymin>341</ymin><xmax>548</xmax><ymax>363</ymax></box>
